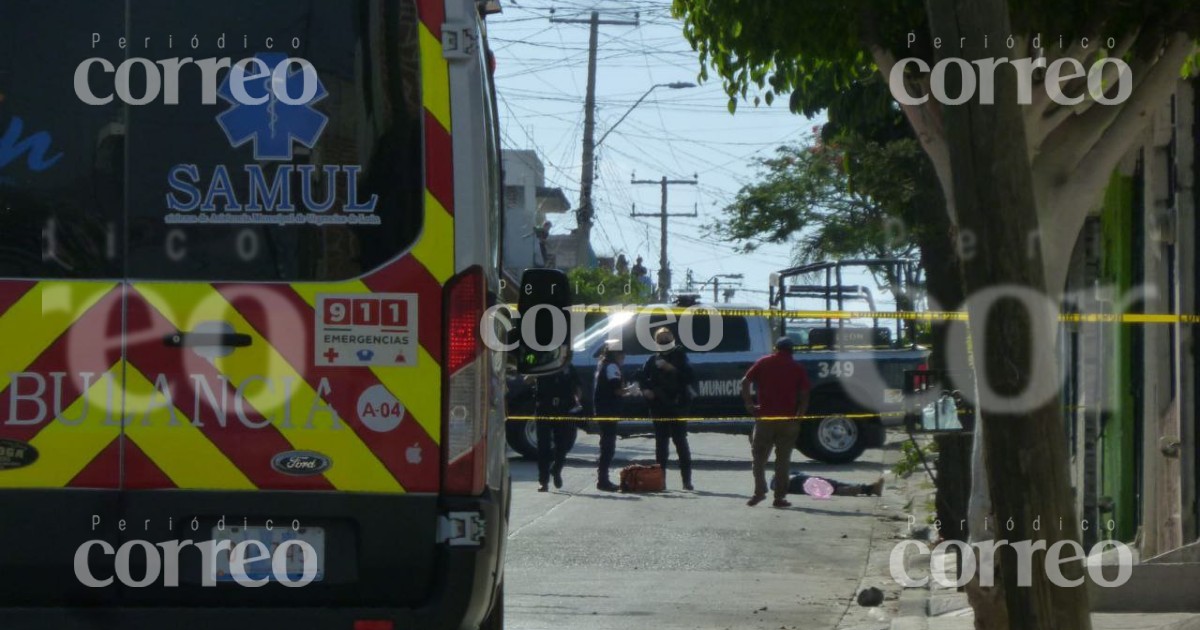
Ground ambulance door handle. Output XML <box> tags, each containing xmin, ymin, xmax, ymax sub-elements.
<box><xmin>163</xmin><ymin>332</ymin><xmax>253</xmax><ymax>349</ymax></box>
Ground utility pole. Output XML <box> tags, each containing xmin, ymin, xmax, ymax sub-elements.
<box><xmin>631</xmin><ymin>175</ymin><xmax>698</xmax><ymax>301</ymax></box>
<box><xmin>550</xmin><ymin>10</ymin><xmax>637</xmax><ymax>264</ymax></box>
<box><xmin>700</xmin><ymin>273</ymin><xmax>742</xmax><ymax>304</ymax></box>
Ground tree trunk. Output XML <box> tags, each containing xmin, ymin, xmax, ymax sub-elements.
<box><xmin>935</xmin><ymin>432</ymin><xmax>974</xmax><ymax>544</ymax></box>
<box><xmin>965</xmin><ymin>418</ymin><xmax>1008</xmax><ymax>630</ymax></box>
<box><xmin>912</xmin><ymin>167</ymin><xmax>963</xmax><ymax>371</ymax></box>
<box><xmin>925</xmin><ymin>1</ymin><xmax>1092</xmax><ymax>629</ymax></box>
<box><xmin>916</xmin><ymin>186</ymin><xmax>1008</xmax><ymax>630</ymax></box>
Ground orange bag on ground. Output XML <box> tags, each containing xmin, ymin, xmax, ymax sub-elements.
<box><xmin>619</xmin><ymin>463</ymin><xmax>665</xmax><ymax>492</ymax></box>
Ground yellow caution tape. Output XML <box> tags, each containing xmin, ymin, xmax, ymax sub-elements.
<box><xmin>506</xmin><ymin>305</ymin><xmax>1200</xmax><ymax>324</ymax></box>
<box><xmin>507</xmin><ymin>406</ymin><xmax>1087</xmax><ymax>423</ymax></box>
<box><xmin>507</xmin><ymin>412</ymin><xmax>902</xmax><ymax>423</ymax></box>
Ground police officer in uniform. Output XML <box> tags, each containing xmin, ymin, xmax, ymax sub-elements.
<box><xmin>533</xmin><ymin>364</ymin><xmax>582</xmax><ymax>492</ymax></box>
<box><xmin>593</xmin><ymin>340</ymin><xmax>626</xmax><ymax>491</ymax></box>
<box><xmin>639</xmin><ymin>327</ymin><xmax>695</xmax><ymax>490</ymax></box>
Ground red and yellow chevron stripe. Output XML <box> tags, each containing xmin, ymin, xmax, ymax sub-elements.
<box><xmin>0</xmin><ymin>282</ymin><xmax>123</xmax><ymax>489</ymax></box>
<box><xmin>0</xmin><ymin>0</ymin><xmax>456</xmax><ymax>494</ymax></box>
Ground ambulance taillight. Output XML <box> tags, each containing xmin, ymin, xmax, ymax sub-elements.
<box><xmin>443</xmin><ymin>266</ymin><xmax>488</xmax><ymax>495</ymax></box>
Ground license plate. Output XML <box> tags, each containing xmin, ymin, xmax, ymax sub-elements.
<box><xmin>210</xmin><ymin>525</ymin><xmax>325</xmax><ymax>583</ymax></box>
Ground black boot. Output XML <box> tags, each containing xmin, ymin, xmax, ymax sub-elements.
<box><xmin>551</xmin><ymin>462</ymin><xmax>564</xmax><ymax>489</ymax></box>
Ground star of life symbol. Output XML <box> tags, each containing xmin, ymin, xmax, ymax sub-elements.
<box><xmin>215</xmin><ymin>53</ymin><xmax>328</xmax><ymax>161</ymax></box>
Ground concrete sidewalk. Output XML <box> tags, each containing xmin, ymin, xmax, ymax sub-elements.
<box><xmin>888</xmin><ymin>544</ymin><xmax>1200</xmax><ymax>629</ymax></box>
<box><xmin>864</xmin><ymin>437</ymin><xmax>1200</xmax><ymax>630</ymax></box>
<box><xmin>891</xmin><ymin>610</ymin><xmax>1200</xmax><ymax>630</ymax></box>
<box><xmin>829</xmin><ymin>433</ymin><xmax>1200</xmax><ymax>630</ymax></box>
<box><xmin>888</xmin><ymin>552</ymin><xmax>1200</xmax><ymax>629</ymax></box>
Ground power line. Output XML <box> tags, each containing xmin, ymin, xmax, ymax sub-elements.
<box><xmin>490</xmin><ymin>2</ymin><xmax>805</xmax><ymax>282</ymax></box>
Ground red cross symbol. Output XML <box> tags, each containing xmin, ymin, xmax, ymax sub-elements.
<box><xmin>322</xmin><ymin>347</ymin><xmax>340</xmax><ymax>363</ymax></box>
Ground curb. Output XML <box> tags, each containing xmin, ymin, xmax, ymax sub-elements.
<box><xmin>836</xmin><ymin>432</ymin><xmax>936</xmax><ymax>630</ymax></box>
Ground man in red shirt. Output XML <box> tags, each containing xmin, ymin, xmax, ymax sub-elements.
<box><xmin>740</xmin><ymin>337</ymin><xmax>811</xmax><ymax>507</ymax></box>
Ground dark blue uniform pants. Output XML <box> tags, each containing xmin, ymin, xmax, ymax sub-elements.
<box><xmin>596</xmin><ymin>421</ymin><xmax>618</xmax><ymax>483</ymax></box>
<box><xmin>536</xmin><ymin>419</ymin><xmax>575</xmax><ymax>485</ymax></box>
<box><xmin>652</xmin><ymin>416</ymin><xmax>692</xmax><ymax>485</ymax></box>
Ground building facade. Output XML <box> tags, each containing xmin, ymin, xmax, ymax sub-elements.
<box><xmin>501</xmin><ymin>149</ymin><xmax>570</xmax><ymax>279</ymax></box>
<box><xmin>1064</xmin><ymin>79</ymin><xmax>1198</xmax><ymax>563</ymax></box>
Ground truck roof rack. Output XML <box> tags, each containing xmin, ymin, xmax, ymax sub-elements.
<box><xmin>770</xmin><ymin>258</ymin><xmax>922</xmax><ymax>350</ymax></box>
<box><xmin>784</xmin><ymin>284</ymin><xmax>877</xmax><ymax>311</ymax></box>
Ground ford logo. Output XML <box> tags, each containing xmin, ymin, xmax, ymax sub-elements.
<box><xmin>0</xmin><ymin>438</ymin><xmax>38</xmax><ymax>471</ymax></box>
<box><xmin>271</xmin><ymin>451</ymin><xmax>332</xmax><ymax>476</ymax></box>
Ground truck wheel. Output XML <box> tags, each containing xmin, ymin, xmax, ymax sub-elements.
<box><xmin>794</xmin><ymin>433</ymin><xmax>818</xmax><ymax>461</ymax></box>
<box><xmin>505</xmin><ymin>420</ymin><xmax>577</xmax><ymax>460</ymax></box>
<box><xmin>479</xmin><ymin>582</ymin><xmax>503</xmax><ymax>629</ymax></box>
<box><xmin>506</xmin><ymin>421</ymin><xmax>538</xmax><ymax>459</ymax></box>
<box><xmin>798</xmin><ymin>416</ymin><xmax>866</xmax><ymax>464</ymax></box>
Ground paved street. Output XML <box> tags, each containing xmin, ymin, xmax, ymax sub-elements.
<box><xmin>505</xmin><ymin>430</ymin><xmax>893</xmax><ymax>630</ymax></box>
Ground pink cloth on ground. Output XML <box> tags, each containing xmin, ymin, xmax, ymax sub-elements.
<box><xmin>803</xmin><ymin>476</ymin><xmax>834</xmax><ymax>499</ymax></box>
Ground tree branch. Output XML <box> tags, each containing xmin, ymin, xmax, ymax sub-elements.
<box><xmin>1077</xmin><ymin>34</ymin><xmax>1195</xmax><ymax>179</ymax></box>
<box><xmin>1037</xmin><ymin>34</ymin><xmax>1195</xmax><ymax>294</ymax></box>
<box><xmin>1058</xmin><ymin>30</ymin><xmax>1146</xmax><ymax>130</ymax></box>
<box><xmin>1029</xmin><ymin>31</ymin><xmax>1097</xmax><ymax>119</ymax></box>
<box><xmin>1028</xmin><ymin>28</ymin><xmax>1126</xmax><ymax>135</ymax></box>
<box><xmin>869</xmin><ymin>45</ymin><xmax>956</xmax><ymax>220</ymax></box>
<box><xmin>1035</xmin><ymin>33</ymin><xmax>1186</xmax><ymax>182</ymax></box>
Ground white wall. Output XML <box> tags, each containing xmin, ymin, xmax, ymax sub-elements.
<box><xmin>502</xmin><ymin>150</ymin><xmax>545</xmax><ymax>272</ymax></box>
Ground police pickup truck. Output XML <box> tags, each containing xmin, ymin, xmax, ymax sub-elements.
<box><xmin>506</xmin><ymin>259</ymin><xmax>930</xmax><ymax>464</ymax></box>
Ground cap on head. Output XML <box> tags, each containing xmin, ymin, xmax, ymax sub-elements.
<box><xmin>775</xmin><ymin>336</ymin><xmax>795</xmax><ymax>351</ymax></box>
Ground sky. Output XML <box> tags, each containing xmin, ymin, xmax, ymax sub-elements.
<box><xmin>489</xmin><ymin>0</ymin><xmax>824</xmax><ymax>307</ymax></box>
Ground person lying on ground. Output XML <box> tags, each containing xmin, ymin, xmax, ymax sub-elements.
<box><xmin>770</xmin><ymin>473</ymin><xmax>884</xmax><ymax>497</ymax></box>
